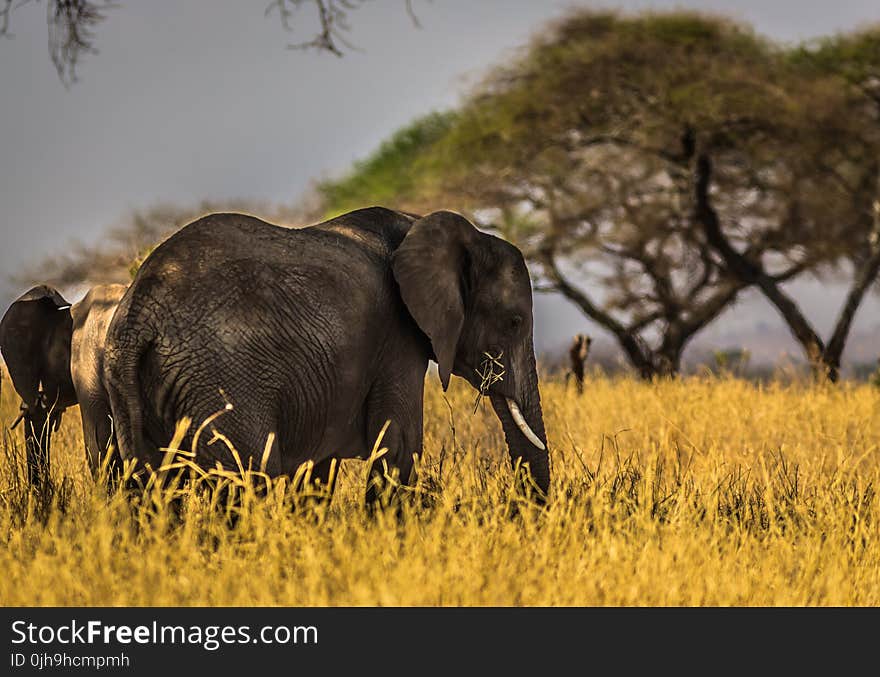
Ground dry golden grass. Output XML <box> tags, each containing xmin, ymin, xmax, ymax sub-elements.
<box><xmin>0</xmin><ymin>373</ymin><xmax>878</xmax><ymax>606</ymax></box>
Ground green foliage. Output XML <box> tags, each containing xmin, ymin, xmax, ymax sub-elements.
<box><xmin>432</xmin><ymin>11</ymin><xmax>785</xmax><ymax>172</ymax></box>
<box><xmin>791</xmin><ymin>25</ymin><xmax>880</xmax><ymax>86</ymax></box>
<box><xmin>320</xmin><ymin>11</ymin><xmax>868</xmax><ymax>246</ymax></box>
<box><xmin>317</xmin><ymin>110</ymin><xmax>457</xmax><ymax>217</ymax></box>
<box><xmin>128</xmin><ymin>245</ymin><xmax>156</xmax><ymax>279</ymax></box>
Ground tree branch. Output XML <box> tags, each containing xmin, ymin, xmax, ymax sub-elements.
<box><xmin>4</xmin><ymin>1</ymin><xmax>421</xmax><ymax>83</ymax></box>
<box><xmin>824</xmin><ymin>201</ymin><xmax>880</xmax><ymax>380</ymax></box>
<box><xmin>695</xmin><ymin>152</ymin><xmax>827</xmax><ymax>368</ymax></box>
<box><xmin>540</xmin><ymin>252</ymin><xmax>655</xmax><ymax>378</ymax></box>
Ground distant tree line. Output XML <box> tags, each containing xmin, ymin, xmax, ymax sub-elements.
<box><xmin>14</xmin><ymin>199</ymin><xmax>310</xmax><ymax>289</ymax></box>
<box><xmin>317</xmin><ymin>10</ymin><xmax>880</xmax><ymax>381</ymax></box>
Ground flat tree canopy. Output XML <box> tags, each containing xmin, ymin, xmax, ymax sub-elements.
<box><xmin>319</xmin><ymin>10</ymin><xmax>880</xmax><ymax>379</ymax></box>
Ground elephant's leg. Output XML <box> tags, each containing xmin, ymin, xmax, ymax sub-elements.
<box><xmin>363</xmin><ymin>378</ymin><xmax>424</xmax><ymax>511</ymax></box>
<box><xmin>23</xmin><ymin>409</ymin><xmax>52</xmax><ymax>496</ymax></box>
<box><xmin>80</xmin><ymin>397</ymin><xmax>120</xmax><ymax>491</ymax></box>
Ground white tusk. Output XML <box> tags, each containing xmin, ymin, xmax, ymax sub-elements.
<box><xmin>505</xmin><ymin>398</ymin><xmax>546</xmax><ymax>451</ymax></box>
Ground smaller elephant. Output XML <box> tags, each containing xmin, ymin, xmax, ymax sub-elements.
<box><xmin>0</xmin><ymin>283</ymin><xmax>127</xmax><ymax>489</ymax></box>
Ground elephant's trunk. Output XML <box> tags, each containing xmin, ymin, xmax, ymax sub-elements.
<box><xmin>490</xmin><ymin>344</ymin><xmax>550</xmax><ymax>499</ymax></box>
<box><xmin>504</xmin><ymin>398</ymin><xmax>545</xmax><ymax>451</ymax></box>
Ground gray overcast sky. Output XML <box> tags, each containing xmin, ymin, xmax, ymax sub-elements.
<box><xmin>1</xmin><ymin>0</ymin><xmax>879</xmax><ymax>365</ymax></box>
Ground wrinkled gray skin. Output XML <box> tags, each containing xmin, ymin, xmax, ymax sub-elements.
<box><xmin>104</xmin><ymin>208</ymin><xmax>549</xmax><ymax>503</ymax></box>
<box><xmin>0</xmin><ymin>284</ymin><xmax>126</xmax><ymax>488</ymax></box>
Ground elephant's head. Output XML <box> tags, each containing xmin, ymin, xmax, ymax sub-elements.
<box><xmin>392</xmin><ymin>211</ymin><xmax>550</xmax><ymax>497</ymax></box>
<box><xmin>0</xmin><ymin>285</ymin><xmax>77</xmax><ymax>488</ymax></box>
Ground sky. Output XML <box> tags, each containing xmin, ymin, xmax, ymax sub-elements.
<box><xmin>1</xmin><ymin>0</ymin><xmax>879</xmax><ymax>366</ymax></box>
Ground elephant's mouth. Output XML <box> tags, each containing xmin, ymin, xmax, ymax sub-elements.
<box><xmin>463</xmin><ymin>351</ymin><xmax>545</xmax><ymax>451</ymax></box>
<box><xmin>468</xmin><ymin>350</ymin><xmax>511</xmax><ymax>404</ymax></box>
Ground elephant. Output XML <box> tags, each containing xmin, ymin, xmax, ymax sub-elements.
<box><xmin>103</xmin><ymin>207</ymin><xmax>549</xmax><ymax>504</ymax></box>
<box><xmin>0</xmin><ymin>283</ymin><xmax>127</xmax><ymax>489</ymax></box>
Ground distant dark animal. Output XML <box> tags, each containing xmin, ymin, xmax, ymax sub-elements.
<box><xmin>0</xmin><ymin>284</ymin><xmax>126</xmax><ymax>490</ymax></box>
<box><xmin>566</xmin><ymin>334</ymin><xmax>592</xmax><ymax>394</ymax></box>
<box><xmin>103</xmin><ymin>207</ymin><xmax>550</xmax><ymax>505</ymax></box>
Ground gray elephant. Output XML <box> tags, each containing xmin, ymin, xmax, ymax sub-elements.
<box><xmin>0</xmin><ymin>283</ymin><xmax>127</xmax><ymax>489</ymax></box>
<box><xmin>103</xmin><ymin>207</ymin><xmax>549</xmax><ymax>504</ymax></box>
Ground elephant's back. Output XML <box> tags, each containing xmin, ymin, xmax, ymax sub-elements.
<box><xmin>135</xmin><ymin>213</ymin><xmax>289</xmax><ymax>284</ymax></box>
<box><xmin>131</xmin><ymin>210</ymin><xmax>408</xmax><ymax>310</ymax></box>
<box><xmin>115</xmin><ymin>207</ymin><xmax>401</xmax><ymax>390</ymax></box>
<box><xmin>132</xmin><ymin>207</ymin><xmax>414</xmax><ymax>287</ymax></box>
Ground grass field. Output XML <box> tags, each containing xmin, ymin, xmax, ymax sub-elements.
<box><xmin>0</xmin><ymin>373</ymin><xmax>878</xmax><ymax>606</ymax></box>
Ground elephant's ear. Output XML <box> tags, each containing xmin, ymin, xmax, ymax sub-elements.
<box><xmin>0</xmin><ymin>285</ymin><xmax>74</xmax><ymax>408</ymax></box>
<box><xmin>392</xmin><ymin>211</ymin><xmax>478</xmax><ymax>391</ymax></box>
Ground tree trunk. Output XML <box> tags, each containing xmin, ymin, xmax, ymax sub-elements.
<box><xmin>653</xmin><ymin>348</ymin><xmax>682</xmax><ymax>378</ymax></box>
<box><xmin>694</xmin><ymin>153</ymin><xmax>837</xmax><ymax>380</ymax></box>
<box><xmin>824</xmin><ymin>249</ymin><xmax>880</xmax><ymax>382</ymax></box>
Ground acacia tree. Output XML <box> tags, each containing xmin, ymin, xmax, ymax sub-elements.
<box><xmin>319</xmin><ymin>12</ymin><xmax>879</xmax><ymax>378</ymax></box>
<box><xmin>692</xmin><ymin>27</ymin><xmax>880</xmax><ymax>382</ymax></box>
